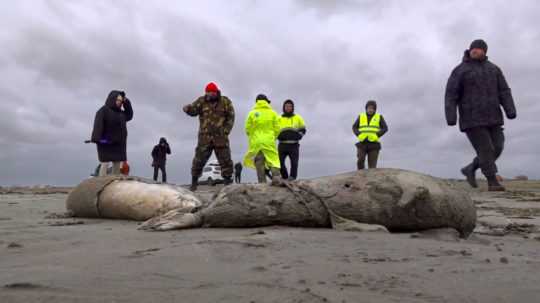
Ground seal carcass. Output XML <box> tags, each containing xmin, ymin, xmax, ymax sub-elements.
<box><xmin>140</xmin><ymin>169</ymin><xmax>477</xmax><ymax>238</ymax></box>
<box><xmin>66</xmin><ymin>176</ymin><xmax>202</xmax><ymax>221</ymax></box>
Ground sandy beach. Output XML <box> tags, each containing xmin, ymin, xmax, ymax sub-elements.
<box><xmin>1</xmin><ymin>181</ymin><xmax>539</xmax><ymax>303</ymax></box>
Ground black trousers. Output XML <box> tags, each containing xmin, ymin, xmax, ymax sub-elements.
<box><xmin>235</xmin><ymin>173</ymin><xmax>241</xmax><ymax>184</ymax></box>
<box><xmin>279</xmin><ymin>143</ymin><xmax>300</xmax><ymax>179</ymax></box>
<box><xmin>465</xmin><ymin>126</ymin><xmax>505</xmax><ymax>177</ymax></box>
<box><xmin>356</xmin><ymin>142</ymin><xmax>380</xmax><ymax>170</ymax></box>
<box><xmin>153</xmin><ymin>165</ymin><xmax>167</xmax><ymax>183</ymax></box>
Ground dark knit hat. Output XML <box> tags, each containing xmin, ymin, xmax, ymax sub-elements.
<box><xmin>469</xmin><ymin>39</ymin><xmax>488</xmax><ymax>53</ymax></box>
<box><xmin>365</xmin><ymin>100</ymin><xmax>377</xmax><ymax>111</ymax></box>
<box><xmin>256</xmin><ymin>94</ymin><xmax>270</xmax><ymax>103</ymax></box>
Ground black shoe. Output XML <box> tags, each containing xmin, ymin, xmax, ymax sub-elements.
<box><xmin>461</xmin><ymin>165</ymin><xmax>478</xmax><ymax>188</ymax></box>
<box><xmin>190</xmin><ymin>176</ymin><xmax>199</xmax><ymax>191</ymax></box>
<box><xmin>223</xmin><ymin>176</ymin><xmax>233</xmax><ymax>186</ymax></box>
<box><xmin>487</xmin><ymin>176</ymin><xmax>505</xmax><ymax>192</ymax></box>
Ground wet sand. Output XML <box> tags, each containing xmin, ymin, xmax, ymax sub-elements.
<box><xmin>1</xmin><ymin>181</ymin><xmax>539</xmax><ymax>302</ymax></box>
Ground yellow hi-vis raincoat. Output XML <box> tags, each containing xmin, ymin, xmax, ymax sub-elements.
<box><xmin>243</xmin><ymin>100</ymin><xmax>281</xmax><ymax>169</ymax></box>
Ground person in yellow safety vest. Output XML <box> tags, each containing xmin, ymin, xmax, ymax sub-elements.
<box><xmin>352</xmin><ymin>100</ymin><xmax>388</xmax><ymax>170</ymax></box>
<box><xmin>277</xmin><ymin>99</ymin><xmax>306</xmax><ymax>180</ymax></box>
<box><xmin>243</xmin><ymin>94</ymin><xmax>282</xmax><ymax>185</ymax></box>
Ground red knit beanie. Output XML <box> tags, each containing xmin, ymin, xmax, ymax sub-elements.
<box><xmin>205</xmin><ymin>82</ymin><xmax>219</xmax><ymax>93</ymax></box>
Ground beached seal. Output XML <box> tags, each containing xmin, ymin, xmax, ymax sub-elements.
<box><xmin>140</xmin><ymin>169</ymin><xmax>477</xmax><ymax>238</ymax></box>
<box><xmin>66</xmin><ymin>176</ymin><xmax>202</xmax><ymax>221</ymax></box>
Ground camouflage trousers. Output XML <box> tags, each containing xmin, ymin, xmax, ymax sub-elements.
<box><xmin>191</xmin><ymin>143</ymin><xmax>233</xmax><ymax>178</ymax></box>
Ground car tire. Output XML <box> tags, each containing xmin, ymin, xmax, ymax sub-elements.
<box><xmin>207</xmin><ymin>177</ymin><xmax>214</xmax><ymax>186</ymax></box>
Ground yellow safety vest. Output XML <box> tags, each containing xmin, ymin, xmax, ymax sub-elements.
<box><xmin>358</xmin><ymin>113</ymin><xmax>381</xmax><ymax>143</ymax></box>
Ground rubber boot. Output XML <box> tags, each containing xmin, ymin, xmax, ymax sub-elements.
<box><xmin>190</xmin><ymin>176</ymin><xmax>198</xmax><ymax>191</ymax></box>
<box><xmin>270</xmin><ymin>168</ymin><xmax>282</xmax><ymax>186</ymax></box>
<box><xmin>461</xmin><ymin>164</ymin><xmax>478</xmax><ymax>188</ymax></box>
<box><xmin>223</xmin><ymin>176</ymin><xmax>233</xmax><ymax>186</ymax></box>
<box><xmin>487</xmin><ymin>175</ymin><xmax>505</xmax><ymax>192</ymax></box>
<box><xmin>254</xmin><ymin>153</ymin><xmax>267</xmax><ymax>184</ymax></box>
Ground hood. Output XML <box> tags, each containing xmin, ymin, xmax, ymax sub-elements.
<box><xmin>254</xmin><ymin>99</ymin><xmax>273</xmax><ymax>110</ymax></box>
<box><xmin>159</xmin><ymin>137</ymin><xmax>167</xmax><ymax>145</ymax></box>
<box><xmin>282</xmin><ymin>99</ymin><xmax>295</xmax><ymax>117</ymax></box>
<box><xmin>365</xmin><ymin>100</ymin><xmax>377</xmax><ymax>112</ymax></box>
<box><xmin>462</xmin><ymin>50</ymin><xmax>488</xmax><ymax>63</ymax></box>
<box><xmin>105</xmin><ymin>90</ymin><xmax>125</xmax><ymax>110</ymax></box>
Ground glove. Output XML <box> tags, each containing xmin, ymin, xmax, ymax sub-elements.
<box><xmin>506</xmin><ymin>112</ymin><xmax>516</xmax><ymax>120</ymax></box>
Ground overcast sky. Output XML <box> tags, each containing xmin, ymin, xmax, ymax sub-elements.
<box><xmin>0</xmin><ymin>0</ymin><xmax>538</xmax><ymax>186</ymax></box>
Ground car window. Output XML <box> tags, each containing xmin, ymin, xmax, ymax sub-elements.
<box><xmin>203</xmin><ymin>167</ymin><xmax>212</xmax><ymax>172</ymax></box>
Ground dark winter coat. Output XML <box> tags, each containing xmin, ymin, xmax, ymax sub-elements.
<box><xmin>91</xmin><ymin>90</ymin><xmax>133</xmax><ymax>162</ymax></box>
<box><xmin>445</xmin><ymin>50</ymin><xmax>516</xmax><ymax>132</ymax></box>
<box><xmin>152</xmin><ymin>138</ymin><xmax>171</xmax><ymax>167</ymax></box>
<box><xmin>234</xmin><ymin>162</ymin><xmax>243</xmax><ymax>175</ymax></box>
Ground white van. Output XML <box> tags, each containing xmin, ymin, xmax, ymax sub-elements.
<box><xmin>200</xmin><ymin>160</ymin><xmax>223</xmax><ymax>185</ymax></box>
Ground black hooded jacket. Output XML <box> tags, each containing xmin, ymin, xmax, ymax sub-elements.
<box><xmin>445</xmin><ymin>50</ymin><xmax>516</xmax><ymax>132</ymax></box>
<box><xmin>152</xmin><ymin>138</ymin><xmax>171</xmax><ymax>166</ymax></box>
<box><xmin>91</xmin><ymin>90</ymin><xmax>133</xmax><ymax>162</ymax></box>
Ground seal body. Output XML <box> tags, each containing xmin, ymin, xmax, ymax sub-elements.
<box><xmin>66</xmin><ymin>176</ymin><xmax>202</xmax><ymax>221</ymax></box>
<box><xmin>140</xmin><ymin>169</ymin><xmax>477</xmax><ymax>238</ymax></box>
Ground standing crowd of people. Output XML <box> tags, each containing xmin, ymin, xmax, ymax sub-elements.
<box><xmin>90</xmin><ymin>39</ymin><xmax>516</xmax><ymax>192</ymax></box>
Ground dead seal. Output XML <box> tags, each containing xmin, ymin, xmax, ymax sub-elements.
<box><xmin>140</xmin><ymin>169</ymin><xmax>476</xmax><ymax>238</ymax></box>
<box><xmin>66</xmin><ymin>175</ymin><xmax>202</xmax><ymax>221</ymax></box>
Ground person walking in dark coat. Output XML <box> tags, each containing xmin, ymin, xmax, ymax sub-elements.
<box><xmin>234</xmin><ymin>162</ymin><xmax>243</xmax><ymax>183</ymax></box>
<box><xmin>277</xmin><ymin>99</ymin><xmax>306</xmax><ymax>180</ymax></box>
<box><xmin>91</xmin><ymin>90</ymin><xmax>133</xmax><ymax>176</ymax></box>
<box><xmin>151</xmin><ymin>137</ymin><xmax>171</xmax><ymax>183</ymax></box>
<box><xmin>445</xmin><ymin>39</ymin><xmax>517</xmax><ymax>191</ymax></box>
<box><xmin>352</xmin><ymin>100</ymin><xmax>388</xmax><ymax>169</ymax></box>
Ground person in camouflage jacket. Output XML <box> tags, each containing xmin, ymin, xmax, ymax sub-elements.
<box><xmin>183</xmin><ymin>82</ymin><xmax>235</xmax><ymax>191</ymax></box>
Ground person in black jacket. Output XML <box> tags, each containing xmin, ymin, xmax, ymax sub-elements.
<box><xmin>277</xmin><ymin>100</ymin><xmax>307</xmax><ymax>180</ymax></box>
<box><xmin>352</xmin><ymin>100</ymin><xmax>388</xmax><ymax>169</ymax></box>
<box><xmin>91</xmin><ymin>90</ymin><xmax>133</xmax><ymax>176</ymax></box>
<box><xmin>152</xmin><ymin>137</ymin><xmax>171</xmax><ymax>183</ymax></box>
<box><xmin>445</xmin><ymin>39</ymin><xmax>517</xmax><ymax>191</ymax></box>
<box><xmin>234</xmin><ymin>162</ymin><xmax>243</xmax><ymax>183</ymax></box>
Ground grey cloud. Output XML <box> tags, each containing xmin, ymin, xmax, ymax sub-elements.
<box><xmin>0</xmin><ymin>0</ymin><xmax>539</xmax><ymax>185</ymax></box>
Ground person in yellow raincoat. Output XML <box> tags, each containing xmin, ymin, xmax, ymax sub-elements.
<box><xmin>243</xmin><ymin>94</ymin><xmax>282</xmax><ymax>185</ymax></box>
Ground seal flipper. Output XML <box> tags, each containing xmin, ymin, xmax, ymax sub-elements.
<box><xmin>397</xmin><ymin>186</ymin><xmax>430</xmax><ymax>208</ymax></box>
<box><xmin>330</xmin><ymin>211</ymin><xmax>389</xmax><ymax>233</ymax></box>
<box><xmin>139</xmin><ymin>210</ymin><xmax>202</xmax><ymax>231</ymax></box>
